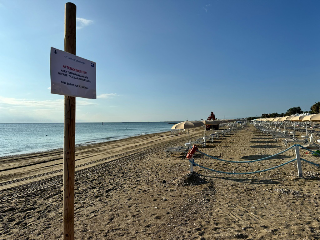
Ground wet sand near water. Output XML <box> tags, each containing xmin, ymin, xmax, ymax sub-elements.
<box><xmin>1</xmin><ymin>124</ymin><xmax>320</xmax><ymax>239</ymax></box>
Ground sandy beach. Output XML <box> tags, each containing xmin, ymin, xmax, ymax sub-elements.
<box><xmin>1</xmin><ymin>124</ymin><xmax>320</xmax><ymax>239</ymax></box>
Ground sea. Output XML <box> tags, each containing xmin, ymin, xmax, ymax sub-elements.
<box><xmin>0</xmin><ymin>122</ymin><xmax>173</xmax><ymax>157</ymax></box>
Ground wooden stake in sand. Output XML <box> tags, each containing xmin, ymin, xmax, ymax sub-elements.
<box><xmin>64</xmin><ymin>2</ymin><xmax>76</xmax><ymax>240</ymax></box>
<box><xmin>295</xmin><ymin>145</ymin><xmax>303</xmax><ymax>178</ymax></box>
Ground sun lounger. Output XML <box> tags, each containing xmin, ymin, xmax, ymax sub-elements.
<box><xmin>165</xmin><ymin>146</ymin><xmax>188</xmax><ymax>156</ymax></box>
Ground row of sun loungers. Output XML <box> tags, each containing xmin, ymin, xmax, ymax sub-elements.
<box><xmin>254</xmin><ymin>124</ymin><xmax>320</xmax><ymax>149</ymax></box>
<box><xmin>166</xmin><ymin>122</ymin><xmax>246</xmax><ymax>155</ymax></box>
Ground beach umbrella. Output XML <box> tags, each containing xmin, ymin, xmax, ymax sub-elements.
<box><xmin>272</xmin><ymin>117</ymin><xmax>281</xmax><ymax>122</ymax></box>
<box><xmin>284</xmin><ymin>116</ymin><xmax>297</xmax><ymax>137</ymax></box>
<box><xmin>301</xmin><ymin>114</ymin><xmax>316</xmax><ymax>136</ymax></box>
<box><xmin>277</xmin><ymin>116</ymin><xmax>288</xmax><ymax>122</ymax></box>
<box><xmin>171</xmin><ymin>121</ymin><xmax>195</xmax><ymax>130</ymax></box>
<box><xmin>310</xmin><ymin>114</ymin><xmax>320</xmax><ymax>122</ymax></box>
<box><xmin>299</xmin><ymin>114</ymin><xmax>315</xmax><ymax>135</ymax></box>
<box><xmin>287</xmin><ymin>115</ymin><xmax>305</xmax><ymax>138</ymax></box>
<box><xmin>191</xmin><ymin>121</ymin><xmax>204</xmax><ymax>128</ymax></box>
<box><xmin>277</xmin><ymin>116</ymin><xmax>291</xmax><ymax>132</ymax></box>
<box><xmin>285</xmin><ymin>115</ymin><xmax>296</xmax><ymax>121</ymax></box>
<box><xmin>171</xmin><ymin>123</ymin><xmax>179</xmax><ymax>129</ymax></box>
<box><xmin>301</xmin><ymin>114</ymin><xmax>315</xmax><ymax>122</ymax></box>
<box><xmin>271</xmin><ymin>117</ymin><xmax>280</xmax><ymax>130</ymax></box>
<box><xmin>191</xmin><ymin>121</ymin><xmax>205</xmax><ymax>141</ymax></box>
<box><xmin>291</xmin><ymin>115</ymin><xmax>305</xmax><ymax>122</ymax></box>
<box><xmin>171</xmin><ymin>121</ymin><xmax>196</xmax><ymax>142</ymax></box>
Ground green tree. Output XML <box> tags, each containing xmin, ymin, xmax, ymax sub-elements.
<box><xmin>285</xmin><ymin>107</ymin><xmax>302</xmax><ymax>116</ymax></box>
<box><xmin>310</xmin><ymin>102</ymin><xmax>320</xmax><ymax>114</ymax></box>
<box><xmin>247</xmin><ymin>117</ymin><xmax>256</xmax><ymax>121</ymax></box>
<box><xmin>269</xmin><ymin>112</ymin><xmax>281</xmax><ymax>117</ymax></box>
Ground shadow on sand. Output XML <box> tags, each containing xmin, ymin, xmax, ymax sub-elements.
<box><xmin>202</xmin><ymin>175</ymin><xmax>281</xmax><ymax>185</ymax></box>
<box><xmin>250</xmin><ymin>145</ymin><xmax>281</xmax><ymax>149</ymax></box>
<box><xmin>200</xmin><ymin>145</ymin><xmax>217</xmax><ymax>149</ymax></box>
<box><xmin>241</xmin><ymin>154</ymin><xmax>291</xmax><ymax>160</ymax></box>
<box><xmin>250</xmin><ymin>140</ymin><xmax>277</xmax><ymax>144</ymax></box>
<box><xmin>254</xmin><ymin>134</ymin><xmax>270</xmax><ymax>137</ymax></box>
<box><xmin>178</xmin><ymin>172</ymin><xmax>208</xmax><ymax>186</ymax></box>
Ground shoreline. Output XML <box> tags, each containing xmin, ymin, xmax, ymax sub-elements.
<box><xmin>0</xmin><ymin>129</ymin><xmax>172</xmax><ymax>159</ymax></box>
<box><xmin>0</xmin><ymin>128</ymin><xmax>204</xmax><ymax>190</ymax></box>
<box><xmin>0</xmin><ymin>122</ymin><xmax>172</xmax><ymax>158</ymax></box>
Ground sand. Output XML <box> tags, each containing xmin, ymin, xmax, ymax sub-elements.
<box><xmin>1</xmin><ymin>124</ymin><xmax>320</xmax><ymax>239</ymax></box>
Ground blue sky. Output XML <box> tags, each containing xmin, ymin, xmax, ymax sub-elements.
<box><xmin>0</xmin><ymin>0</ymin><xmax>319</xmax><ymax>122</ymax></box>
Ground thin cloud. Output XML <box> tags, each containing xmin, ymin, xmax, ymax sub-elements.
<box><xmin>0</xmin><ymin>96</ymin><xmax>96</xmax><ymax>122</ymax></box>
<box><xmin>76</xmin><ymin>17</ymin><xmax>93</xmax><ymax>29</ymax></box>
<box><xmin>203</xmin><ymin>4</ymin><xmax>211</xmax><ymax>13</ymax></box>
<box><xmin>97</xmin><ymin>93</ymin><xmax>118</xmax><ymax>99</ymax></box>
<box><xmin>78</xmin><ymin>99</ymin><xmax>96</xmax><ymax>106</ymax></box>
<box><xmin>0</xmin><ymin>96</ymin><xmax>95</xmax><ymax>109</ymax></box>
<box><xmin>0</xmin><ymin>96</ymin><xmax>63</xmax><ymax>108</ymax></box>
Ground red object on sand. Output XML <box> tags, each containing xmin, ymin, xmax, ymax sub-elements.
<box><xmin>186</xmin><ymin>145</ymin><xmax>198</xmax><ymax>159</ymax></box>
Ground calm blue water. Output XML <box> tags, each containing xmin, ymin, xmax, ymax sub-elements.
<box><xmin>0</xmin><ymin>122</ymin><xmax>171</xmax><ymax>157</ymax></box>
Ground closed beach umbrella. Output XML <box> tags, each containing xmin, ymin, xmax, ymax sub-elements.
<box><xmin>310</xmin><ymin>114</ymin><xmax>320</xmax><ymax>122</ymax></box>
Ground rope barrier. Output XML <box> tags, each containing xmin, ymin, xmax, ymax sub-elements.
<box><xmin>190</xmin><ymin>144</ymin><xmax>320</xmax><ymax>175</ymax></box>
<box><xmin>196</xmin><ymin>145</ymin><xmax>295</xmax><ymax>164</ymax></box>
<box><xmin>189</xmin><ymin>158</ymin><xmax>297</xmax><ymax>175</ymax></box>
<box><xmin>187</xmin><ymin>122</ymin><xmax>320</xmax><ymax>177</ymax></box>
<box><xmin>296</xmin><ymin>144</ymin><xmax>320</xmax><ymax>156</ymax></box>
<box><xmin>301</xmin><ymin>158</ymin><xmax>320</xmax><ymax>167</ymax></box>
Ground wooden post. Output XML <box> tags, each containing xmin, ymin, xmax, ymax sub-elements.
<box><xmin>64</xmin><ymin>2</ymin><xmax>76</xmax><ymax>240</ymax></box>
<box><xmin>295</xmin><ymin>145</ymin><xmax>303</xmax><ymax>178</ymax></box>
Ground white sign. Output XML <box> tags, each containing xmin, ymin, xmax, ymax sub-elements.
<box><xmin>50</xmin><ymin>47</ymin><xmax>96</xmax><ymax>99</ymax></box>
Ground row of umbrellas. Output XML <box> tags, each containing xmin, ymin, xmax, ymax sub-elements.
<box><xmin>254</xmin><ymin>114</ymin><xmax>320</xmax><ymax>122</ymax></box>
<box><xmin>171</xmin><ymin>120</ymin><xmax>218</xmax><ymax>130</ymax></box>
